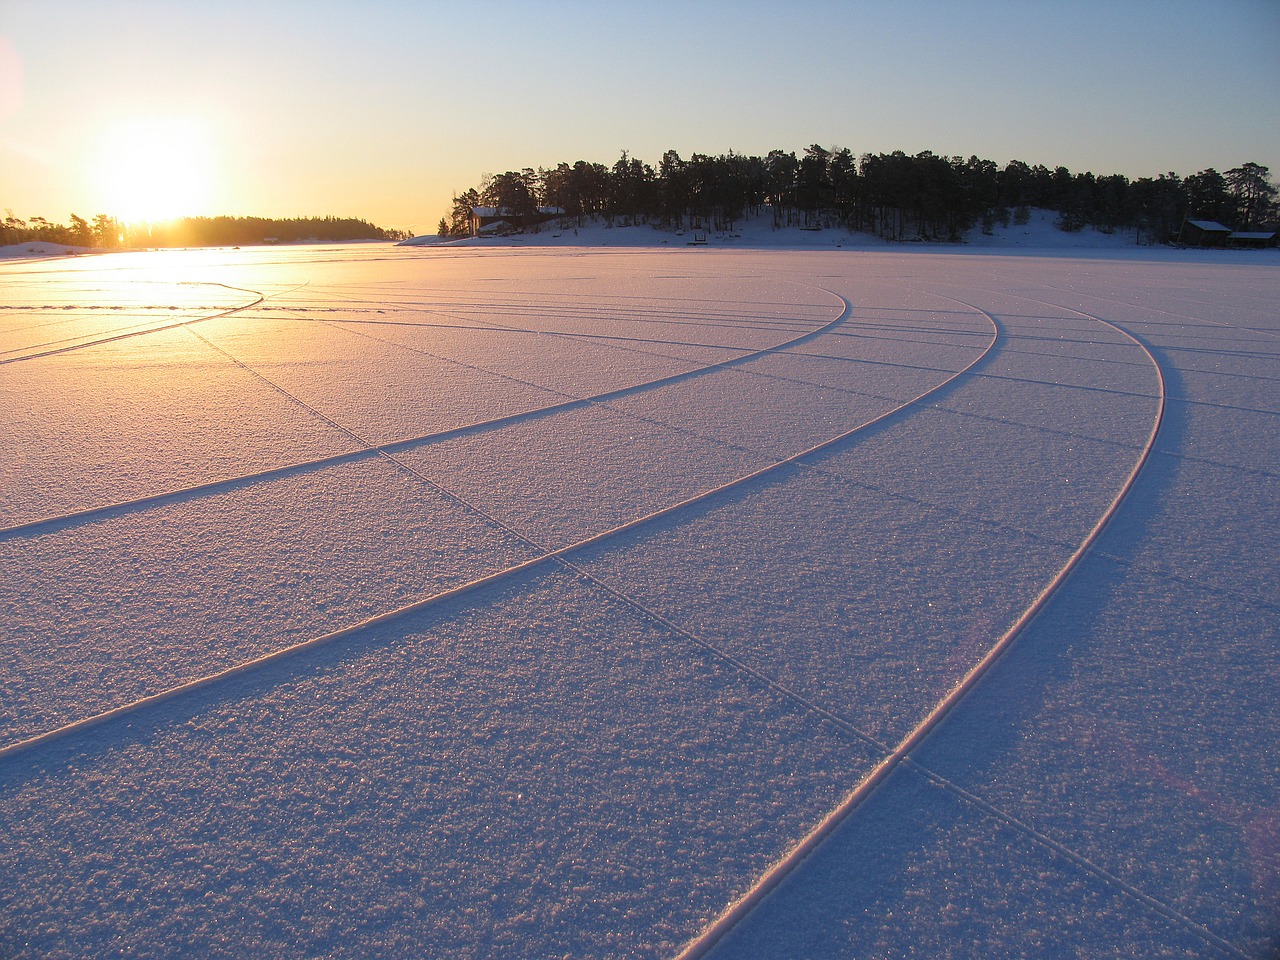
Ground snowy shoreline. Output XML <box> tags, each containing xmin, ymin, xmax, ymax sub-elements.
<box><xmin>6</xmin><ymin>209</ymin><xmax>1276</xmax><ymax>264</ymax></box>
<box><xmin>398</xmin><ymin>208</ymin><xmax>1279</xmax><ymax>262</ymax></box>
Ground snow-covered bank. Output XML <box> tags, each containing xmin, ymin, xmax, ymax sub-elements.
<box><xmin>400</xmin><ymin>207</ymin><xmax>1278</xmax><ymax>261</ymax></box>
<box><xmin>398</xmin><ymin>210</ymin><xmax>1055</xmax><ymax>251</ymax></box>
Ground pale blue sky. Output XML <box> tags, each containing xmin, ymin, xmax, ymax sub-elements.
<box><xmin>2</xmin><ymin>0</ymin><xmax>1277</xmax><ymax>231</ymax></box>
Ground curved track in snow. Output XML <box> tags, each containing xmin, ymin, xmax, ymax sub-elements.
<box><xmin>0</xmin><ymin>285</ymin><xmax>998</xmax><ymax>764</ymax></box>
<box><xmin>677</xmin><ymin>292</ymin><xmax>1183</xmax><ymax>959</ymax></box>
<box><xmin>0</xmin><ymin>283</ymin><xmax>269</xmax><ymax>365</ymax></box>
<box><xmin>5</xmin><ymin>249</ymin><xmax>1259</xmax><ymax>960</ymax></box>
<box><xmin>0</xmin><ymin>282</ymin><xmax>845</xmax><ymax>537</ymax></box>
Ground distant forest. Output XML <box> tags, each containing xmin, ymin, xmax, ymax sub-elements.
<box><xmin>439</xmin><ymin>147</ymin><xmax>1278</xmax><ymax>244</ymax></box>
<box><xmin>0</xmin><ymin>213</ymin><xmax>408</xmax><ymax>249</ymax></box>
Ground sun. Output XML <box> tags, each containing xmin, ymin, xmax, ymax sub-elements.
<box><xmin>92</xmin><ymin>116</ymin><xmax>218</xmax><ymax>223</ymax></box>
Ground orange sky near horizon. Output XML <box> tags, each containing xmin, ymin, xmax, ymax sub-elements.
<box><xmin>1</xmin><ymin>0</ymin><xmax>1277</xmax><ymax>234</ymax></box>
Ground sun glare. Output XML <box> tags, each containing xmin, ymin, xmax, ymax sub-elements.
<box><xmin>92</xmin><ymin>117</ymin><xmax>218</xmax><ymax>223</ymax></box>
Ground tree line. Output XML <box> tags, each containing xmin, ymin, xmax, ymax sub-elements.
<box><xmin>439</xmin><ymin>147</ymin><xmax>1278</xmax><ymax>244</ymax></box>
<box><xmin>1</xmin><ymin>213</ymin><xmax>408</xmax><ymax>249</ymax></box>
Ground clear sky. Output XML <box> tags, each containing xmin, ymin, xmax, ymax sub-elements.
<box><xmin>2</xmin><ymin>0</ymin><xmax>1277</xmax><ymax>233</ymax></box>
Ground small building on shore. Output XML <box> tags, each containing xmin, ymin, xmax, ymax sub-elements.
<box><xmin>470</xmin><ymin>206</ymin><xmax>565</xmax><ymax>238</ymax></box>
<box><xmin>1179</xmin><ymin>220</ymin><xmax>1232</xmax><ymax>247</ymax></box>
<box><xmin>1227</xmin><ymin>231</ymin><xmax>1278</xmax><ymax>249</ymax></box>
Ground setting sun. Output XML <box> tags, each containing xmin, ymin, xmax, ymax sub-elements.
<box><xmin>92</xmin><ymin>116</ymin><xmax>218</xmax><ymax>223</ymax></box>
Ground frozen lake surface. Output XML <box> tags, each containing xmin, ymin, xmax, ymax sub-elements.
<box><xmin>2</xmin><ymin>242</ymin><xmax>1276</xmax><ymax>958</ymax></box>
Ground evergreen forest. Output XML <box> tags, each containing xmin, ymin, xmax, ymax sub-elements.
<box><xmin>439</xmin><ymin>147</ymin><xmax>1279</xmax><ymax>244</ymax></box>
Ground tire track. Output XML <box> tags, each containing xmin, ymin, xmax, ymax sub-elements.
<box><xmin>331</xmin><ymin>289</ymin><xmax>1240</xmax><ymax>959</ymax></box>
<box><xmin>0</xmin><ymin>253</ymin><xmax>1259</xmax><ymax>957</ymax></box>
<box><xmin>983</xmin><ymin>268</ymin><xmax>1280</xmax><ymax>343</ymax></box>
<box><xmin>0</xmin><ymin>287</ymin><xmax>996</xmax><ymax>765</ymax></box>
<box><xmin>268</xmin><ymin>285</ymin><xmax>828</xmax><ymax>340</ymax></box>
<box><xmin>675</xmin><ymin>292</ymin><xmax>1171</xmax><ymax>959</ymax></box>
<box><xmin>0</xmin><ymin>282</ymin><xmax>272</xmax><ymax>365</ymax></box>
<box><xmin>11</xmin><ymin>280</ymin><xmax>1231</xmax><ymax>954</ymax></box>
<box><xmin>0</xmin><ymin>286</ymin><xmax>846</xmax><ymax>540</ymax></box>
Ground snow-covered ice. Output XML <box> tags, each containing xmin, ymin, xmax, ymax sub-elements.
<box><xmin>1</xmin><ymin>239</ymin><xmax>1276</xmax><ymax>958</ymax></box>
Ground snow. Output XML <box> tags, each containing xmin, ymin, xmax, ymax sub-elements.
<box><xmin>1</xmin><ymin>239</ymin><xmax>1276</xmax><ymax>959</ymax></box>
<box><xmin>0</xmin><ymin>241</ymin><xmax>98</xmax><ymax>259</ymax></box>
<box><xmin>405</xmin><ymin>207</ymin><xmax>1151</xmax><ymax>252</ymax></box>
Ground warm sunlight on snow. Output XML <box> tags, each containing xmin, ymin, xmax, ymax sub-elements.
<box><xmin>1</xmin><ymin>242</ymin><xmax>1277</xmax><ymax>959</ymax></box>
<box><xmin>91</xmin><ymin>117</ymin><xmax>218</xmax><ymax>223</ymax></box>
